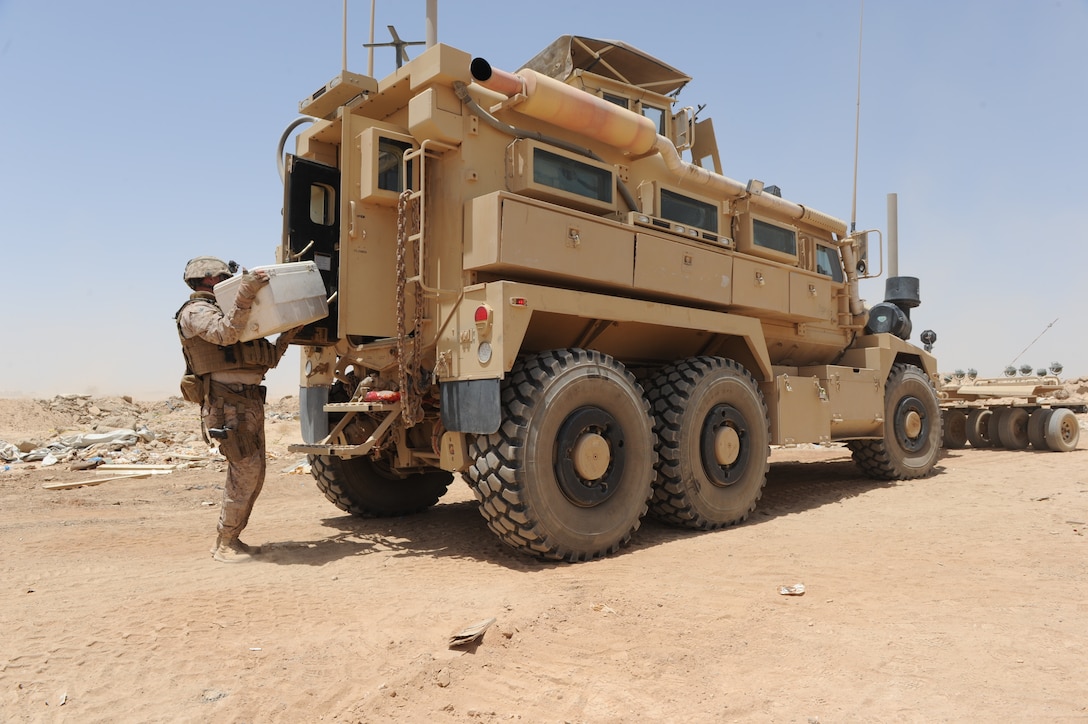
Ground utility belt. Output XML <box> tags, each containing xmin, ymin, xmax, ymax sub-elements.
<box><xmin>209</xmin><ymin>380</ymin><xmax>267</xmax><ymax>404</ymax></box>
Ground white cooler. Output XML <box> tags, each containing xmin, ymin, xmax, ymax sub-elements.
<box><xmin>214</xmin><ymin>261</ymin><xmax>329</xmax><ymax>342</ymax></box>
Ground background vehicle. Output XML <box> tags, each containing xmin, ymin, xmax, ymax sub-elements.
<box><xmin>278</xmin><ymin>34</ymin><xmax>942</xmax><ymax>561</ymax></box>
<box><xmin>939</xmin><ymin>366</ymin><xmax>1084</xmax><ymax>451</ymax></box>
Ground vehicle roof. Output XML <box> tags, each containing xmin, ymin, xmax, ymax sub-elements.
<box><xmin>520</xmin><ymin>35</ymin><xmax>692</xmax><ymax>96</ymax></box>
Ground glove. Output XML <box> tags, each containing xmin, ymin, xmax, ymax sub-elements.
<box><xmin>235</xmin><ymin>270</ymin><xmax>269</xmax><ymax>308</ymax></box>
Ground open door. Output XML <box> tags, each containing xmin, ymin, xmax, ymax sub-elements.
<box><xmin>283</xmin><ymin>155</ymin><xmax>340</xmax><ymax>344</ymax></box>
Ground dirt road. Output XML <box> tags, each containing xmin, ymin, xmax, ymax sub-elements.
<box><xmin>2</xmin><ymin>406</ymin><xmax>1086</xmax><ymax>722</ymax></box>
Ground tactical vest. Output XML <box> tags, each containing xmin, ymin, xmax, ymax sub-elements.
<box><xmin>175</xmin><ymin>294</ymin><xmax>277</xmax><ymax>376</ymax></box>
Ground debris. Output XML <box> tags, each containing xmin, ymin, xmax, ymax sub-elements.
<box><xmin>41</xmin><ymin>473</ymin><xmax>153</xmax><ymax>491</ymax></box>
<box><xmin>96</xmin><ymin>464</ymin><xmax>178</xmax><ymax>472</ymax></box>
<box><xmin>778</xmin><ymin>583</ymin><xmax>806</xmax><ymax>596</ymax></box>
<box><xmin>70</xmin><ymin>457</ymin><xmax>105</xmax><ymax>471</ymax></box>
<box><xmin>449</xmin><ymin>617</ymin><xmax>497</xmax><ymax>648</ymax></box>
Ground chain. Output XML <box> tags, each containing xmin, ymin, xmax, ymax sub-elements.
<box><xmin>395</xmin><ymin>189</ymin><xmax>426</xmax><ymax>427</ymax></box>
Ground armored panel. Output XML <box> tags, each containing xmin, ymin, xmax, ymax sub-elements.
<box><xmin>732</xmin><ymin>257</ymin><xmax>789</xmax><ymax>316</ymax></box>
<box><xmin>761</xmin><ymin>372</ymin><xmax>830</xmax><ymax>445</ymax></box>
<box><xmin>466</xmin><ymin>193</ymin><xmax>634</xmax><ymax>290</ymax></box>
<box><xmin>800</xmin><ymin>365</ymin><xmax>884</xmax><ymax>438</ymax></box>
<box><xmin>789</xmin><ymin>271</ymin><xmax>835</xmax><ymax>321</ymax></box>
<box><xmin>632</xmin><ymin>233</ymin><xmax>733</xmax><ymax>308</ymax></box>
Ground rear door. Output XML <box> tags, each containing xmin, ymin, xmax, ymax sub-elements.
<box><xmin>283</xmin><ymin>155</ymin><xmax>340</xmax><ymax>344</ymax></box>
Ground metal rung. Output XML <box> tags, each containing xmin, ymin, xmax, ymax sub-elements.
<box><xmin>323</xmin><ymin>401</ymin><xmax>398</xmax><ymax>413</ymax></box>
<box><xmin>288</xmin><ymin>443</ymin><xmax>371</xmax><ymax>458</ymax></box>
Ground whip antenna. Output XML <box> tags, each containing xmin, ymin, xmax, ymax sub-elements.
<box><xmin>849</xmin><ymin>0</ymin><xmax>865</xmax><ymax>234</ymax></box>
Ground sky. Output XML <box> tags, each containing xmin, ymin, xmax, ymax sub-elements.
<box><xmin>1</xmin><ymin>0</ymin><xmax>1086</xmax><ymax>399</ymax></box>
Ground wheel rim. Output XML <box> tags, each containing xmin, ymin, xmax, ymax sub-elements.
<box><xmin>700</xmin><ymin>403</ymin><xmax>751</xmax><ymax>487</ymax></box>
<box><xmin>895</xmin><ymin>395</ymin><xmax>930</xmax><ymax>453</ymax></box>
<box><xmin>554</xmin><ymin>406</ymin><xmax>626</xmax><ymax>507</ymax></box>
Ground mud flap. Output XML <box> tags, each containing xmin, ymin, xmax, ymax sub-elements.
<box><xmin>299</xmin><ymin>386</ymin><xmax>330</xmax><ymax>444</ymax></box>
<box><xmin>440</xmin><ymin>379</ymin><xmax>501</xmax><ymax>434</ymax></box>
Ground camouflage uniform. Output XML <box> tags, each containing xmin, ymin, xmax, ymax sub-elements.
<box><xmin>176</xmin><ymin>281</ymin><xmax>286</xmax><ymax>562</ymax></box>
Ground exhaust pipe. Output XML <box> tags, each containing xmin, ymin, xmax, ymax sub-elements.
<box><xmin>469</xmin><ymin>58</ymin><xmax>847</xmax><ymax>239</ymax></box>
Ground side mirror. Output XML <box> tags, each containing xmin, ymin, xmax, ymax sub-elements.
<box><xmin>851</xmin><ymin>229</ymin><xmax>882</xmax><ymax>279</ymax></box>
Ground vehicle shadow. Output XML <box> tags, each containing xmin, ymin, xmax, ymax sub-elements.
<box><xmin>260</xmin><ymin>457</ymin><xmax>947</xmax><ymax>569</ymax></box>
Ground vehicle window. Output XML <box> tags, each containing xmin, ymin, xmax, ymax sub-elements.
<box><xmin>815</xmin><ymin>245</ymin><xmax>844</xmax><ymax>282</ymax></box>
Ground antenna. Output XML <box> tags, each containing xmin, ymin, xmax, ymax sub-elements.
<box><xmin>1008</xmin><ymin>318</ymin><xmax>1059</xmax><ymax>368</ymax></box>
<box><xmin>342</xmin><ymin>0</ymin><xmax>348</xmax><ymax>72</ymax></box>
<box><xmin>849</xmin><ymin>0</ymin><xmax>865</xmax><ymax>234</ymax></box>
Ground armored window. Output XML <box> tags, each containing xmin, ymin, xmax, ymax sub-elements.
<box><xmin>660</xmin><ymin>189</ymin><xmax>718</xmax><ymax>233</ymax></box>
<box><xmin>753</xmin><ymin>219</ymin><xmax>797</xmax><ymax>256</ymax></box>
<box><xmin>603</xmin><ymin>93</ymin><xmax>629</xmax><ymax>109</ymax></box>
<box><xmin>532</xmin><ymin>148</ymin><xmax>613</xmax><ymax>204</ymax></box>
<box><xmin>377</xmin><ymin>138</ymin><xmax>413</xmax><ymax>193</ymax></box>
<box><xmin>309</xmin><ymin>183</ymin><xmax>335</xmax><ymax>226</ymax></box>
<box><xmin>815</xmin><ymin>245</ymin><xmax>844</xmax><ymax>282</ymax></box>
<box><xmin>641</xmin><ymin>104</ymin><xmax>666</xmax><ymax>135</ymax></box>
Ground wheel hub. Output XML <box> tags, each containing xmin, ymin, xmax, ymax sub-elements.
<box><xmin>895</xmin><ymin>395</ymin><xmax>929</xmax><ymax>452</ymax></box>
<box><xmin>903</xmin><ymin>410</ymin><xmax>922</xmax><ymax>439</ymax></box>
<box><xmin>571</xmin><ymin>433</ymin><xmax>610</xmax><ymax>480</ymax></box>
<box><xmin>701</xmin><ymin>403</ymin><xmax>750</xmax><ymax>488</ymax></box>
<box><xmin>555</xmin><ymin>406</ymin><xmax>626</xmax><ymax>507</ymax></box>
<box><xmin>714</xmin><ymin>426</ymin><xmax>741</xmax><ymax>466</ymax></box>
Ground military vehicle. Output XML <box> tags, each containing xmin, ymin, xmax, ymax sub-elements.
<box><xmin>277</xmin><ymin>34</ymin><xmax>942</xmax><ymax>561</ymax></box>
<box><xmin>939</xmin><ymin>366</ymin><xmax>1084</xmax><ymax>451</ymax></box>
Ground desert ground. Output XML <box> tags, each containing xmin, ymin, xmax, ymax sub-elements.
<box><xmin>1</xmin><ymin>390</ymin><xmax>1087</xmax><ymax>723</ymax></box>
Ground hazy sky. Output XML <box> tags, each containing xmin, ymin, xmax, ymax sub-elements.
<box><xmin>1</xmin><ymin>0</ymin><xmax>1085</xmax><ymax>398</ymax></box>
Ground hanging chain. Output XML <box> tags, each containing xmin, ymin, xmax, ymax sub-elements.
<box><xmin>396</xmin><ymin>188</ymin><xmax>426</xmax><ymax>427</ymax></box>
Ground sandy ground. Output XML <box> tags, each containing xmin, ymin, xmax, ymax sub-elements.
<box><xmin>2</xmin><ymin>398</ymin><xmax>1087</xmax><ymax>723</ymax></box>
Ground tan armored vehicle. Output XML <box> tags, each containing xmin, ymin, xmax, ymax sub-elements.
<box><xmin>278</xmin><ymin>35</ymin><xmax>942</xmax><ymax>561</ymax></box>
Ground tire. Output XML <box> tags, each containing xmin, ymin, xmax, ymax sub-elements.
<box><xmin>966</xmin><ymin>409</ymin><xmax>993</xmax><ymax>448</ymax></box>
<box><xmin>988</xmin><ymin>407</ymin><xmax>1008</xmax><ymax>448</ymax></box>
<box><xmin>310</xmin><ymin>454</ymin><xmax>453</xmax><ymax>517</ymax></box>
<box><xmin>1044</xmin><ymin>408</ymin><xmax>1080</xmax><ymax>452</ymax></box>
<box><xmin>467</xmin><ymin>349</ymin><xmax>656</xmax><ymax>562</ymax></box>
<box><xmin>646</xmin><ymin>357</ymin><xmax>770</xmax><ymax>529</ymax></box>
<box><xmin>942</xmin><ymin>409</ymin><xmax>968</xmax><ymax>449</ymax></box>
<box><xmin>995</xmin><ymin>407</ymin><xmax>1030</xmax><ymax>450</ymax></box>
<box><xmin>1027</xmin><ymin>409</ymin><xmax>1052</xmax><ymax>450</ymax></box>
<box><xmin>849</xmin><ymin>363</ymin><xmax>942</xmax><ymax>480</ymax></box>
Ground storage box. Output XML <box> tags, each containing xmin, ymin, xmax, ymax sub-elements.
<box><xmin>214</xmin><ymin>261</ymin><xmax>329</xmax><ymax>342</ymax></box>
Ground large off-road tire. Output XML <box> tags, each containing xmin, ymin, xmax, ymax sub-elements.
<box><xmin>966</xmin><ymin>408</ymin><xmax>993</xmax><ymax>448</ymax></box>
<box><xmin>645</xmin><ymin>357</ymin><xmax>770</xmax><ymax>529</ymax></box>
<box><xmin>995</xmin><ymin>407</ymin><xmax>1030</xmax><ymax>450</ymax></box>
<box><xmin>941</xmin><ymin>408</ymin><xmax>968</xmax><ymax>449</ymax></box>
<box><xmin>310</xmin><ymin>455</ymin><xmax>453</xmax><ymax>517</ymax></box>
<box><xmin>1044</xmin><ymin>408</ymin><xmax>1080</xmax><ymax>452</ymax></box>
<box><xmin>466</xmin><ymin>349</ymin><xmax>656</xmax><ymax>562</ymax></box>
<box><xmin>987</xmin><ymin>407</ymin><xmax>1009</xmax><ymax>448</ymax></box>
<box><xmin>1027</xmin><ymin>409</ymin><xmax>1052</xmax><ymax>450</ymax></box>
<box><xmin>849</xmin><ymin>363</ymin><xmax>942</xmax><ymax>480</ymax></box>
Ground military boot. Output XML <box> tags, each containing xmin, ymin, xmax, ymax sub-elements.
<box><xmin>211</xmin><ymin>534</ymin><xmax>261</xmax><ymax>563</ymax></box>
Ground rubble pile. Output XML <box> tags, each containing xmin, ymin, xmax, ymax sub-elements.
<box><xmin>0</xmin><ymin>394</ymin><xmax>301</xmax><ymax>471</ymax></box>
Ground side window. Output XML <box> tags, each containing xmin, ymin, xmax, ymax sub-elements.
<box><xmin>815</xmin><ymin>245</ymin><xmax>844</xmax><ymax>282</ymax></box>
<box><xmin>309</xmin><ymin>183</ymin><xmax>335</xmax><ymax>226</ymax></box>
<box><xmin>753</xmin><ymin>219</ymin><xmax>797</xmax><ymax>256</ymax></box>
<box><xmin>603</xmin><ymin>93</ymin><xmax>629</xmax><ymax>109</ymax></box>
<box><xmin>377</xmin><ymin>138</ymin><xmax>413</xmax><ymax>193</ymax></box>
<box><xmin>642</xmin><ymin>104</ymin><xmax>666</xmax><ymax>135</ymax></box>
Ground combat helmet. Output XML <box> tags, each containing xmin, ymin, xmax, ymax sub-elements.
<box><xmin>183</xmin><ymin>256</ymin><xmax>233</xmax><ymax>288</ymax></box>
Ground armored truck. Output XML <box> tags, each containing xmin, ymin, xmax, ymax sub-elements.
<box><xmin>279</xmin><ymin>35</ymin><xmax>942</xmax><ymax>561</ymax></box>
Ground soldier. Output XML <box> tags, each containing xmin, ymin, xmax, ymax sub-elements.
<box><xmin>176</xmin><ymin>257</ymin><xmax>293</xmax><ymax>563</ymax></box>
